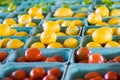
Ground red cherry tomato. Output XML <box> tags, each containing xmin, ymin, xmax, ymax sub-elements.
<box><xmin>4</xmin><ymin>77</ymin><xmax>13</xmax><ymax>80</ymax></box>
<box><xmin>30</xmin><ymin>67</ymin><xmax>46</xmax><ymax>79</ymax></box>
<box><xmin>90</xmin><ymin>76</ymin><xmax>104</xmax><ymax>80</ymax></box>
<box><xmin>114</xmin><ymin>56</ymin><xmax>120</xmax><ymax>62</ymax></box>
<box><xmin>17</xmin><ymin>56</ymin><xmax>26</xmax><ymax>62</ymax></box>
<box><xmin>45</xmin><ymin>57</ymin><xmax>57</xmax><ymax>62</ymax></box>
<box><xmin>88</xmin><ymin>53</ymin><xmax>105</xmax><ymax>63</ymax></box>
<box><xmin>48</xmin><ymin>67</ymin><xmax>62</xmax><ymax>78</ymax></box>
<box><xmin>39</xmin><ymin>54</ymin><xmax>47</xmax><ymax>61</ymax></box>
<box><xmin>75</xmin><ymin>78</ymin><xmax>84</xmax><ymax>80</ymax></box>
<box><xmin>76</xmin><ymin>47</ymin><xmax>91</xmax><ymax>61</ymax></box>
<box><xmin>11</xmin><ymin>70</ymin><xmax>27</xmax><ymax>80</ymax></box>
<box><xmin>84</xmin><ymin>72</ymin><xmax>102</xmax><ymax>80</ymax></box>
<box><xmin>53</xmin><ymin>55</ymin><xmax>64</xmax><ymax>62</ymax></box>
<box><xmin>43</xmin><ymin>75</ymin><xmax>58</xmax><ymax>80</ymax></box>
<box><xmin>25</xmin><ymin>48</ymin><xmax>42</xmax><ymax>62</ymax></box>
<box><xmin>104</xmin><ymin>71</ymin><xmax>118</xmax><ymax>80</ymax></box>
<box><xmin>0</xmin><ymin>52</ymin><xmax>8</xmax><ymax>62</ymax></box>
<box><xmin>24</xmin><ymin>78</ymin><xmax>33</xmax><ymax>80</ymax></box>
<box><xmin>107</xmin><ymin>59</ymin><xmax>116</xmax><ymax>63</ymax></box>
<box><xmin>79</xmin><ymin>59</ymin><xmax>88</xmax><ymax>63</ymax></box>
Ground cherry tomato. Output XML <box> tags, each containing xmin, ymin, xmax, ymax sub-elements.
<box><xmin>48</xmin><ymin>67</ymin><xmax>62</xmax><ymax>78</ymax></box>
<box><xmin>4</xmin><ymin>77</ymin><xmax>13</xmax><ymax>80</ymax></box>
<box><xmin>53</xmin><ymin>55</ymin><xmax>64</xmax><ymax>62</ymax></box>
<box><xmin>43</xmin><ymin>75</ymin><xmax>58</xmax><ymax>80</ymax></box>
<box><xmin>104</xmin><ymin>71</ymin><xmax>118</xmax><ymax>80</ymax></box>
<box><xmin>39</xmin><ymin>54</ymin><xmax>47</xmax><ymax>61</ymax></box>
<box><xmin>17</xmin><ymin>56</ymin><xmax>26</xmax><ymax>62</ymax></box>
<box><xmin>0</xmin><ymin>52</ymin><xmax>8</xmax><ymax>62</ymax></box>
<box><xmin>107</xmin><ymin>59</ymin><xmax>116</xmax><ymax>63</ymax></box>
<box><xmin>30</xmin><ymin>67</ymin><xmax>46</xmax><ymax>79</ymax></box>
<box><xmin>114</xmin><ymin>56</ymin><xmax>120</xmax><ymax>62</ymax></box>
<box><xmin>45</xmin><ymin>57</ymin><xmax>57</xmax><ymax>62</ymax></box>
<box><xmin>79</xmin><ymin>59</ymin><xmax>88</xmax><ymax>63</ymax></box>
<box><xmin>84</xmin><ymin>72</ymin><xmax>102</xmax><ymax>80</ymax></box>
<box><xmin>88</xmin><ymin>53</ymin><xmax>105</xmax><ymax>63</ymax></box>
<box><xmin>25</xmin><ymin>48</ymin><xmax>42</xmax><ymax>62</ymax></box>
<box><xmin>24</xmin><ymin>78</ymin><xmax>33</xmax><ymax>80</ymax></box>
<box><xmin>75</xmin><ymin>78</ymin><xmax>84</xmax><ymax>80</ymax></box>
<box><xmin>90</xmin><ymin>76</ymin><xmax>104</xmax><ymax>80</ymax></box>
<box><xmin>11</xmin><ymin>70</ymin><xmax>27</xmax><ymax>80</ymax></box>
<box><xmin>76</xmin><ymin>47</ymin><xmax>91</xmax><ymax>61</ymax></box>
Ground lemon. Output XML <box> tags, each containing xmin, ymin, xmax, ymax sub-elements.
<box><xmin>103</xmin><ymin>26</ymin><xmax>113</xmax><ymax>34</ymax></box>
<box><xmin>86</xmin><ymin>28</ymin><xmax>96</xmax><ymax>35</ymax></box>
<box><xmin>95</xmin><ymin>22</ymin><xmax>108</xmax><ymax>26</ymax></box>
<box><xmin>61</xmin><ymin>20</ymin><xmax>72</xmax><ymax>27</ymax></box>
<box><xmin>47</xmin><ymin>42</ymin><xmax>63</xmax><ymax>48</ymax></box>
<box><xmin>56</xmin><ymin>32</ymin><xmax>66</xmax><ymax>36</ymax></box>
<box><xmin>0</xmin><ymin>24</ymin><xmax>11</xmax><ymax>36</ymax></box>
<box><xmin>116</xmin><ymin>28</ymin><xmax>120</xmax><ymax>35</ymax></box>
<box><xmin>25</xmin><ymin>22</ymin><xmax>37</xmax><ymax>27</ymax></box>
<box><xmin>71</xmin><ymin>20</ymin><xmax>83</xmax><ymax>26</ymax></box>
<box><xmin>35</xmin><ymin>33</ymin><xmax>41</xmax><ymax>36</ymax></box>
<box><xmin>42</xmin><ymin>20</ymin><xmax>51</xmax><ymax>27</ymax></box>
<box><xmin>105</xmin><ymin>41</ymin><xmax>120</xmax><ymax>47</ymax></box>
<box><xmin>43</xmin><ymin>21</ymin><xmax>60</xmax><ymax>32</ymax></box>
<box><xmin>63</xmin><ymin>38</ymin><xmax>79</xmax><ymax>48</ymax></box>
<box><xmin>56</xmin><ymin>20</ymin><xmax>64</xmax><ymax>26</ymax></box>
<box><xmin>1</xmin><ymin>38</ymin><xmax>11</xmax><ymax>48</ymax></box>
<box><xmin>9</xmin><ymin>29</ymin><xmax>17</xmax><ymax>36</ymax></box>
<box><xmin>54</xmin><ymin>7</ymin><xmax>73</xmax><ymax>18</ymax></box>
<box><xmin>14</xmin><ymin>31</ymin><xmax>28</xmax><ymax>36</ymax></box>
<box><xmin>30</xmin><ymin>42</ymin><xmax>46</xmax><ymax>48</ymax></box>
<box><xmin>110</xmin><ymin>9</ymin><xmax>120</xmax><ymax>16</ymax></box>
<box><xmin>95</xmin><ymin>6</ymin><xmax>109</xmax><ymax>17</ymax></box>
<box><xmin>33</xmin><ymin>14</ymin><xmax>44</xmax><ymax>19</ymax></box>
<box><xmin>18</xmin><ymin>14</ymin><xmax>32</xmax><ymax>25</ymax></box>
<box><xmin>73</xmin><ymin>12</ymin><xmax>87</xmax><ymax>18</ymax></box>
<box><xmin>6</xmin><ymin>39</ymin><xmax>24</xmax><ymax>48</ymax></box>
<box><xmin>112</xmin><ymin>27</ymin><xmax>118</xmax><ymax>35</ymax></box>
<box><xmin>86</xmin><ymin>42</ymin><xmax>102</xmax><ymax>48</ymax></box>
<box><xmin>92</xmin><ymin>28</ymin><xmax>112</xmax><ymax>44</ymax></box>
<box><xmin>0</xmin><ymin>40</ymin><xmax>2</xmax><ymax>48</ymax></box>
<box><xmin>3</xmin><ymin>18</ymin><xmax>16</xmax><ymax>26</ymax></box>
<box><xmin>28</xmin><ymin>7</ymin><xmax>42</xmax><ymax>17</ymax></box>
<box><xmin>66</xmin><ymin>25</ymin><xmax>79</xmax><ymax>36</ymax></box>
<box><xmin>40</xmin><ymin>31</ymin><xmax>57</xmax><ymax>45</ymax></box>
<box><xmin>87</xmin><ymin>12</ymin><xmax>102</xmax><ymax>24</ymax></box>
<box><xmin>10</xmin><ymin>24</ymin><xmax>23</xmax><ymax>27</ymax></box>
<box><xmin>108</xmin><ymin>18</ymin><xmax>120</xmax><ymax>25</ymax></box>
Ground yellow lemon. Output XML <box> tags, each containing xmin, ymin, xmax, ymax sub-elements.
<box><xmin>1</xmin><ymin>38</ymin><xmax>11</xmax><ymax>48</ymax></box>
<box><xmin>63</xmin><ymin>38</ymin><xmax>79</xmax><ymax>48</ymax></box>
<box><xmin>86</xmin><ymin>28</ymin><xmax>96</xmax><ymax>35</ymax></box>
<box><xmin>95</xmin><ymin>22</ymin><xmax>108</xmax><ymax>26</ymax></box>
<box><xmin>65</xmin><ymin>25</ymin><xmax>79</xmax><ymax>36</ymax></box>
<box><xmin>116</xmin><ymin>28</ymin><xmax>120</xmax><ymax>35</ymax></box>
<box><xmin>47</xmin><ymin>42</ymin><xmax>63</xmax><ymax>48</ymax></box>
<box><xmin>92</xmin><ymin>28</ymin><xmax>112</xmax><ymax>44</ymax></box>
<box><xmin>35</xmin><ymin>33</ymin><xmax>41</xmax><ymax>36</ymax></box>
<box><xmin>18</xmin><ymin>14</ymin><xmax>32</xmax><ymax>25</ymax></box>
<box><xmin>56</xmin><ymin>20</ymin><xmax>64</xmax><ymax>26</ymax></box>
<box><xmin>110</xmin><ymin>9</ymin><xmax>120</xmax><ymax>16</ymax></box>
<box><xmin>87</xmin><ymin>12</ymin><xmax>102</xmax><ymax>24</ymax></box>
<box><xmin>14</xmin><ymin>31</ymin><xmax>28</xmax><ymax>36</ymax></box>
<box><xmin>40</xmin><ymin>31</ymin><xmax>57</xmax><ymax>45</ymax></box>
<box><xmin>56</xmin><ymin>32</ymin><xmax>66</xmax><ymax>36</ymax></box>
<box><xmin>43</xmin><ymin>21</ymin><xmax>60</xmax><ymax>32</ymax></box>
<box><xmin>0</xmin><ymin>40</ymin><xmax>2</xmax><ymax>48</ymax></box>
<box><xmin>112</xmin><ymin>27</ymin><xmax>118</xmax><ymax>35</ymax></box>
<box><xmin>28</xmin><ymin>7</ymin><xmax>42</xmax><ymax>17</ymax></box>
<box><xmin>9</xmin><ymin>29</ymin><xmax>17</xmax><ymax>36</ymax></box>
<box><xmin>86</xmin><ymin>42</ymin><xmax>102</xmax><ymax>48</ymax></box>
<box><xmin>61</xmin><ymin>20</ymin><xmax>72</xmax><ymax>27</ymax></box>
<box><xmin>30</xmin><ymin>42</ymin><xmax>46</xmax><ymax>48</ymax></box>
<box><xmin>54</xmin><ymin>7</ymin><xmax>73</xmax><ymax>18</ymax></box>
<box><xmin>71</xmin><ymin>20</ymin><xmax>83</xmax><ymax>26</ymax></box>
<box><xmin>25</xmin><ymin>22</ymin><xmax>37</xmax><ymax>27</ymax></box>
<box><xmin>33</xmin><ymin>14</ymin><xmax>44</xmax><ymax>19</ymax></box>
<box><xmin>105</xmin><ymin>41</ymin><xmax>120</xmax><ymax>47</ymax></box>
<box><xmin>0</xmin><ymin>24</ymin><xmax>11</xmax><ymax>36</ymax></box>
<box><xmin>3</xmin><ymin>18</ymin><xmax>16</xmax><ymax>26</ymax></box>
<box><xmin>73</xmin><ymin>12</ymin><xmax>87</xmax><ymax>18</ymax></box>
<box><xmin>95</xmin><ymin>6</ymin><xmax>109</xmax><ymax>17</ymax></box>
<box><xmin>108</xmin><ymin>18</ymin><xmax>120</xmax><ymax>25</ymax></box>
<box><xmin>103</xmin><ymin>26</ymin><xmax>113</xmax><ymax>34</ymax></box>
<box><xmin>10</xmin><ymin>24</ymin><xmax>23</xmax><ymax>27</ymax></box>
<box><xmin>6</xmin><ymin>39</ymin><xmax>24</xmax><ymax>48</ymax></box>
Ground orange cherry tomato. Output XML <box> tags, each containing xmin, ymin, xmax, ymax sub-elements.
<box><xmin>45</xmin><ymin>57</ymin><xmax>57</xmax><ymax>62</ymax></box>
<box><xmin>17</xmin><ymin>56</ymin><xmax>26</xmax><ymax>62</ymax></box>
<box><xmin>114</xmin><ymin>56</ymin><xmax>120</xmax><ymax>62</ymax></box>
<box><xmin>43</xmin><ymin>75</ymin><xmax>58</xmax><ymax>80</ymax></box>
<box><xmin>0</xmin><ymin>52</ymin><xmax>8</xmax><ymax>62</ymax></box>
<box><xmin>90</xmin><ymin>76</ymin><xmax>104</xmax><ymax>80</ymax></box>
<box><xmin>104</xmin><ymin>71</ymin><xmax>118</xmax><ymax>80</ymax></box>
<box><xmin>53</xmin><ymin>55</ymin><xmax>64</xmax><ymax>62</ymax></box>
